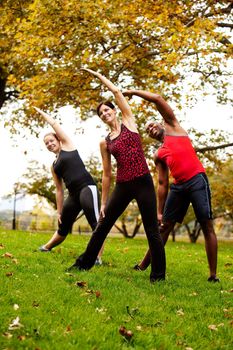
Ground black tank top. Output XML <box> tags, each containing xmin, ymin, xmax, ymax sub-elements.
<box><xmin>53</xmin><ymin>150</ymin><xmax>95</xmax><ymax>193</ymax></box>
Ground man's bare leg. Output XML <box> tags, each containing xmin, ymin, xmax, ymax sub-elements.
<box><xmin>200</xmin><ymin>219</ymin><xmax>219</xmax><ymax>281</ymax></box>
<box><xmin>134</xmin><ymin>221</ymin><xmax>175</xmax><ymax>270</ymax></box>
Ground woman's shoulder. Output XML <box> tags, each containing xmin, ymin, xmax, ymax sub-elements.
<box><xmin>100</xmin><ymin>138</ymin><xmax>108</xmax><ymax>149</ymax></box>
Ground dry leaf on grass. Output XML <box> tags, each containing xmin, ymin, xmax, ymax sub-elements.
<box><xmin>2</xmin><ymin>332</ymin><xmax>13</xmax><ymax>338</ymax></box>
<box><xmin>6</xmin><ymin>272</ymin><xmax>13</xmax><ymax>277</ymax></box>
<box><xmin>8</xmin><ymin>316</ymin><xmax>23</xmax><ymax>330</ymax></box>
<box><xmin>3</xmin><ymin>252</ymin><xmax>13</xmax><ymax>258</ymax></box>
<box><xmin>176</xmin><ymin>309</ymin><xmax>184</xmax><ymax>316</ymax></box>
<box><xmin>17</xmin><ymin>335</ymin><xmax>26</xmax><ymax>341</ymax></box>
<box><xmin>75</xmin><ymin>281</ymin><xmax>87</xmax><ymax>288</ymax></box>
<box><xmin>119</xmin><ymin>326</ymin><xmax>133</xmax><ymax>341</ymax></box>
<box><xmin>13</xmin><ymin>304</ymin><xmax>19</xmax><ymax>310</ymax></box>
<box><xmin>208</xmin><ymin>324</ymin><xmax>218</xmax><ymax>331</ymax></box>
<box><xmin>95</xmin><ymin>290</ymin><xmax>101</xmax><ymax>298</ymax></box>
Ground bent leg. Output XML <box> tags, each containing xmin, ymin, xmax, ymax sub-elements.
<box><xmin>136</xmin><ymin>221</ymin><xmax>175</xmax><ymax>270</ymax></box>
<box><xmin>200</xmin><ymin>219</ymin><xmax>218</xmax><ymax>279</ymax></box>
<box><xmin>42</xmin><ymin>231</ymin><xmax>66</xmax><ymax>250</ymax></box>
<box><xmin>42</xmin><ymin>194</ymin><xmax>82</xmax><ymax>250</ymax></box>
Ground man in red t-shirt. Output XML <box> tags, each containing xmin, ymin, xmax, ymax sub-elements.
<box><xmin>124</xmin><ymin>90</ymin><xmax>219</xmax><ymax>282</ymax></box>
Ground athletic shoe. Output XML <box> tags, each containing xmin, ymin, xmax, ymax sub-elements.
<box><xmin>39</xmin><ymin>245</ymin><xmax>51</xmax><ymax>252</ymax></box>
<box><xmin>208</xmin><ymin>276</ymin><xmax>220</xmax><ymax>282</ymax></box>
<box><xmin>150</xmin><ymin>276</ymin><xmax>165</xmax><ymax>283</ymax></box>
<box><xmin>133</xmin><ymin>264</ymin><xmax>143</xmax><ymax>271</ymax></box>
<box><xmin>95</xmin><ymin>257</ymin><xmax>102</xmax><ymax>266</ymax></box>
<box><xmin>66</xmin><ymin>262</ymin><xmax>84</xmax><ymax>272</ymax></box>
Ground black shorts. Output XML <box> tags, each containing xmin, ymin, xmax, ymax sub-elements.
<box><xmin>163</xmin><ymin>173</ymin><xmax>213</xmax><ymax>224</ymax></box>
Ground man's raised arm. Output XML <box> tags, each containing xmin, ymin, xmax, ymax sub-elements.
<box><xmin>123</xmin><ymin>90</ymin><xmax>176</xmax><ymax>125</ymax></box>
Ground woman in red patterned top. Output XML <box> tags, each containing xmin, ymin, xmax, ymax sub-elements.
<box><xmin>69</xmin><ymin>69</ymin><xmax>166</xmax><ymax>283</ymax></box>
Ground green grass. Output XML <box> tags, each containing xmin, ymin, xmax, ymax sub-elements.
<box><xmin>1</xmin><ymin>229</ymin><xmax>232</xmax><ymax>350</ymax></box>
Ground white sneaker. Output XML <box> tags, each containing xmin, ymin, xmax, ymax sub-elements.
<box><xmin>95</xmin><ymin>257</ymin><xmax>102</xmax><ymax>266</ymax></box>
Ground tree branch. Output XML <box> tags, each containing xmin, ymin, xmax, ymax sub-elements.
<box><xmin>196</xmin><ymin>143</ymin><xmax>233</xmax><ymax>154</ymax></box>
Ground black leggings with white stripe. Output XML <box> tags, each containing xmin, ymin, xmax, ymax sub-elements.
<box><xmin>75</xmin><ymin>174</ymin><xmax>166</xmax><ymax>281</ymax></box>
<box><xmin>58</xmin><ymin>185</ymin><xmax>100</xmax><ymax>236</ymax></box>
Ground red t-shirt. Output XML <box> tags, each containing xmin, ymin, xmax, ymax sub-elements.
<box><xmin>157</xmin><ymin>135</ymin><xmax>205</xmax><ymax>184</ymax></box>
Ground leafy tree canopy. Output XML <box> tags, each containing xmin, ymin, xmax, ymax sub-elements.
<box><xmin>1</xmin><ymin>0</ymin><xmax>232</xmax><ymax>134</ymax></box>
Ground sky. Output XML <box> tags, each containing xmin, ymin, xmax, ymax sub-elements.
<box><xmin>0</xmin><ymin>97</ymin><xmax>232</xmax><ymax>212</ymax></box>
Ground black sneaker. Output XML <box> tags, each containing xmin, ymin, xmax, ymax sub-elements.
<box><xmin>208</xmin><ymin>276</ymin><xmax>220</xmax><ymax>282</ymax></box>
<box><xmin>150</xmin><ymin>276</ymin><xmax>165</xmax><ymax>283</ymax></box>
<box><xmin>133</xmin><ymin>264</ymin><xmax>143</xmax><ymax>271</ymax></box>
<box><xmin>66</xmin><ymin>262</ymin><xmax>84</xmax><ymax>272</ymax></box>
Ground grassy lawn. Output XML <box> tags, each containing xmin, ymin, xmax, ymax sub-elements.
<box><xmin>1</xmin><ymin>229</ymin><xmax>232</xmax><ymax>350</ymax></box>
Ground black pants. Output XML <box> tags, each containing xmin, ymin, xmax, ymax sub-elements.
<box><xmin>58</xmin><ymin>185</ymin><xmax>100</xmax><ymax>236</ymax></box>
<box><xmin>75</xmin><ymin>174</ymin><xmax>166</xmax><ymax>280</ymax></box>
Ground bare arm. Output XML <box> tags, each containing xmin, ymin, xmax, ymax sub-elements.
<box><xmin>123</xmin><ymin>90</ymin><xmax>177</xmax><ymax>126</ymax></box>
<box><xmin>99</xmin><ymin>139</ymin><xmax>112</xmax><ymax>218</ymax></box>
<box><xmin>33</xmin><ymin>107</ymin><xmax>75</xmax><ymax>150</ymax></box>
<box><xmin>51</xmin><ymin>166</ymin><xmax>64</xmax><ymax>224</ymax></box>
<box><xmin>155</xmin><ymin>156</ymin><xmax>169</xmax><ymax>222</ymax></box>
<box><xmin>81</xmin><ymin>68</ymin><xmax>137</xmax><ymax>131</ymax></box>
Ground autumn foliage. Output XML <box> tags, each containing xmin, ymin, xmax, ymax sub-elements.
<box><xmin>0</xmin><ymin>0</ymin><xmax>232</xmax><ymax>132</ymax></box>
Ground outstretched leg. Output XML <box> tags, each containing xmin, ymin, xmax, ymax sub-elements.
<box><xmin>200</xmin><ymin>219</ymin><xmax>218</xmax><ymax>280</ymax></box>
<box><xmin>39</xmin><ymin>194</ymin><xmax>82</xmax><ymax>251</ymax></box>
<box><xmin>70</xmin><ymin>183</ymin><xmax>132</xmax><ymax>270</ymax></box>
<box><xmin>40</xmin><ymin>231</ymin><xmax>66</xmax><ymax>251</ymax></box>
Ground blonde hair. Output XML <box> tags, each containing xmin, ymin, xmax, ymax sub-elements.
<box><xmin>43</xmin><ymin>132</ymin><xmax>60</xmax><ymax>142</ymax></box>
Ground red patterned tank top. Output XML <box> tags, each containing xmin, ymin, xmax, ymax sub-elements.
<box><xmin>106</xmin><ymin>124</ymin><xmax>150</xmax><ymax>183</ymax></box>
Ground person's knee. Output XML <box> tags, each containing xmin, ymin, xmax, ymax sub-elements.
<box><xmin>200</xmin><ymin>220</ymin><xmax>215</xmax><ymax>237</ymax></box>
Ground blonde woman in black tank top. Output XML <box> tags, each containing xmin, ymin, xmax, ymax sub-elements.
<box><xmin>33</xmin><ymin>107</ymin><xmax>104</xmax><ymax>264</ymax></box>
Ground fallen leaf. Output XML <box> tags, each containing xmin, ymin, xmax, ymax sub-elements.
<box><xmin>17</xmin><ymin>335</ymin><xmax>26</xmax><ymax>341</ymax></box>
<box><xmin>3</xmin><ymin>252</ymin><xmax>13</xmax><ymax>258</ymax></box>
<box><xmin>95</xmin><ymin>307</ymin><xmax>107</xmax><ymax>314</ymax></box>
<box><xmin>85</xmin><ymin>289</ymin><xmax>94</xmax><ymax>295</ymax></box>
<box><xmin>8</xmin><ymin>316</ymin><xmax>23</xmax><ymax>330</ymax></box>
<box><xmin>2</xmin><ymin>332</ymin><xmax>13</xmax><ymax>338</ymax></box>
<box><xmin>119</xmin><ymin>326</ymin><xmax>133</xmax><ymax>340</ymax></box>
<box><xmin>224</xmin><ymin>262</ymin><xmax>232</xmax><ymax>267</ymax></box>
<box><xmin>6</xmin><ymin>272</ymin><xmax>13</xmax><ymax>277</ymax></box>
<box><xmin>95</xmin><ymin>290</ymin><xmax>101</xmax><ymax>298</ymax></box>
<box><xmin>177</xmin><ymin>309</ymin><xmax>184</xmax><ymax>316</ymax></box>
<box><xmin>208</xmin><ymin>324</ymin><xmax>218</xmax><ymax>331</ymax></box>
<box><xmin>12</xmin><ymin>258</ymin><xmax>19</xmax><ymax>264</ymax></box>
<box><xmin>75</xmin><ymin>281</ymin><xmax>87</xmax><ymax>288</ymax></box>
<box><xmin>64</xmin><ymin>325</ymin><xmax>72</xmax><ymax>334</ymax></box>
<box><xmin>32</xmin><ymin>301</ymin><xmax>40</xmax><ymax>308</ymax></box>
<box><xmin>218</xmin><ymin>323</ymin><xmax>224</xmax><ymax>327</ymax></box>
<box><xmin>0</xmin><ymin>243</ymin><xmax>4</xmax><ymax>249</ymax></box>
<box><xmin>13</xmin><ymin>304</ymin><xmax>19</xmax><ymax>310</ymax></box>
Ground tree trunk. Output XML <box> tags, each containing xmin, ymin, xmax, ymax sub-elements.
<box><xmin>185</xmin><ymin>220</ymin><xmax>202</xmax><ymax>243</ymax></box>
